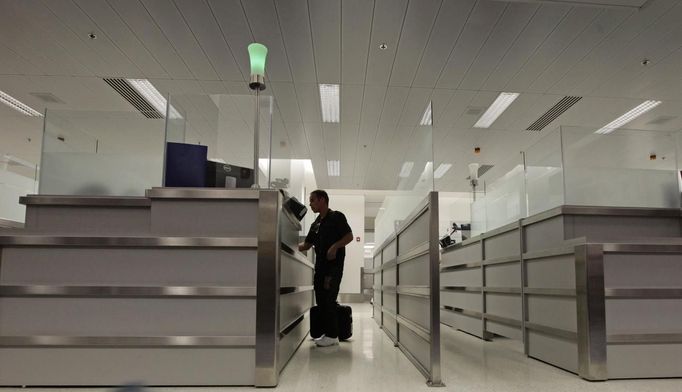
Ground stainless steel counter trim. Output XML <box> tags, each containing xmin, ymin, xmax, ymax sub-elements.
<box><xmin>396</xmin><ymin>314</ymin><xmax>431</xmax><ymax>343</ymax></box>
<box><xmin>607</xmin><ymin>333</ymin><xmax>682</xmax><ymax>345</ymax></box>
<box><xmin>396</xmin><ymin>242</ymin><xmax>429</xmax><ymax>264</ymax></box>
<box><xmin>481</xmin><ymin>222</ymin><xmax>520</xmax><ymax>240</ymax></box>
<box><xmin>575</xmin><ymin>244</ymin><xmax>608</xmax><ymax>381</ymax></box>
<box><xmin>0</xmin><ymin>218</ymin><xmax>24</xmax><ymax>229</ymax></box>
<box><xmin>483</xmin><ymin>255</ymin><xmax>520</xmax><ymax>266</ymax></box>
<box><xmin>524</xmin><ymin>288</ymin><xmax>576</xmax><ymax>297</ymax></box>
<box><xmin>0</xmin><ymin>285</ymin><xmax>257</xmax><ymax>298</ymax></box>
<box><xmin>562</xmin><ymin>205</ymin><xmax>681</xmax><ymax>217</ymax></box>
<box><xmin>441</xmin><ymin>286</ymin><xmax>482</xmax><ymax>293</ymax></box>
<box><xmin>382</xmin><ymin>307</ymin><xmax>398</xmax><ymax>319</ymax></box>
<box><xmin>484</xmin><ymin>287</ymin><xmax>522</xmax><ymax>294</ymax></box>
<box><xmin>395</xmin><ymin>197</ymin><xmax>430</xmax><ymax>237</ymax></box>
<box><xmin>523</xmin><ymin>246</ymin><xmax>576</xmax><ymax>261</ymax></box>
<box><xmin>441</xmin><ymin>306</ymin><xmax>482</xmax><ymax>319</ymax></box>
<box><xmin>0</xmin><ymin>236</ymin><xmax>258</xmax><ymax>248</ymax></box>
<box><xmin>440</xmin><ymin>261</ymin><xmax>482</xmax><ymax>271</ymax></box>
<box><xmin>280</xmin><ymin>245</ymin><xmax>315</xmax><ymax>270</ymax></box>
<box><xmin>605</xmin><ymin>288</ymin><xmax>682</xmax><ymax>299</ymax></box>
<box><xmin>374</xmin><ymin>233</ymin><xmax>397</xmax><ymax>257</ymax></box>
<box><xmin>525</xmin><ymin>322</ymin><xmax>578</xmax><ymax>341</ymax></box>
<box><xmin>255</xmin><ymin>190</ymin><xmax>281</xmax><ymax>387</ymax></box>
<box><xmin>484</xmin><ymin>313</ymin><xmax>523</xmax><ymax>328</ymax></box>
<box><xmin>279</xmin><ymin>286</ymin><xmax>314</xmax><ymax>295</ymax></box>
<box><xmin>520</xmin><ymin>206</ymin><xmax>564</xmax><ymax>226</ymax></box>
<box><xmin>382</xmin><ymin>259</ymin><xmax>398</xmax><ymax>270</ymax></box>
<box><xmin>0</xmin><ymin>335</ymin><xmax>256</xmax><ymax>347</ymax></box>
<box><xmin>602</xmin><ymin>243</ymin><xmax>682</xmax><ymax>253</ymax></box>
<box><xmin>279</xmin><ymin>313</ymin><xmax>307</xmax><ymax>337</ymax></box>
<box><xmin>146</xmin><ymin>187</ymin><xmax>260</xmax><ymax>199</ymax></box>
<box><xmin>397</xmin><ymin>285</ymin><xmax>430</xmax><ymax>298</ymax></box>
<box><xmin>521</xmin><ymin>205</ymin><xmax>681</xmax><ymax>227</ymax></box>
<box><xmin>19</xmin><ymin>195</ymin><xmax>151</xmax><ymax>207</ymax></box>
<box><xmin>441</xmin><ymin>236</ymin><xmax>483</xmax><ymax>253</ymax></box>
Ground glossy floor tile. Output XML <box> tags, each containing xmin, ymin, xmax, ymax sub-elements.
<box><xmin>4</xmin><ymin>303</ymin><xmax>682</xmax><ymax>391</ymax></box>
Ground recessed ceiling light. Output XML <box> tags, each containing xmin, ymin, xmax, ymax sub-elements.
<box><xmin>474</xmin><ymin>92</ymin><xmax>520</xmax><ymax>128</ymax></box>
<box><xmin>419</xmin><ymin>103</ymin><xmax>432</xmax><ymax>126</ymax></box>
<box><xmin>379</xmin><ymin>43</ymin><xmax>388</xmax><ymax>50</ymax></box>
<box><xmin>319</xmin><ymin>84</ymin><xmax>340</xmax><ymax>123</ymax></box>
<box><xmin>0</xmin><ymin>90</ymin><xmax>42</xmax><ymax>117</ymax></box>
<box><xmin>595</xmin><ymin>100</ymin><xmax>662</xmax><ymax>134</ymax></box>
<box><xmin>327</xmin><ymin>160</ymin><xmax>340</xmax><ymax>176</ymax></box>
<box><xmin>434</xmin><ymin>163</ymin><xmax>452</xmax><ymax>179</ymax></box>
<box><xmin>126</xmin><ymin>79</ymin><xmax>182</xmax><ymax>119</ymax></box>
<box><xmin>399</xmin><ymin>161</ymin><xmax>414</xmax><ymax>178</ymax></box>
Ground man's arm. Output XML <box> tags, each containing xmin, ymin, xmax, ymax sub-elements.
<box><xmin>326</xmin><ymin>231</ymin><xmax>353</xmax><ymax>260</ymax></box>
<box><xmin>298</xmin><ymin>242</ymin><xmax>313</xmax><ymax>252</ymax></box>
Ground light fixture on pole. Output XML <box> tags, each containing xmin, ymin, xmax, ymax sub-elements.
<box><xmin>248</xmin><ymin>43</ymin><xmax>268</xmax><ymax>188</ymax></box>
<box><xmin>468</xmin><ymin>163</ymin><xmax>480</xmax><ymax>201</ymax></box>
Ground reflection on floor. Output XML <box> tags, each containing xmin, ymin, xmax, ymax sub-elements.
<box><xmin>4</xmin><ymin>303</ymin><xmax>682</xmax><ymax>391</ymax></box>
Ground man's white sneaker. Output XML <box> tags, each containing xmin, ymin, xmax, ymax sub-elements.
<box><xmin>315</xmin><ymin>336</ymin><xmax>339</xmax><ymax>347</ymax></box>
<box><xmin>313</xmin><ymin>334</ymin><xmax>325</xmax><ymax>341</ymax></box>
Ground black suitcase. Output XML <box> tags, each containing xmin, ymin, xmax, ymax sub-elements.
<box><xmin>310</xmin><ymin>304</ymin><xmax>353</xmax><ymax>341</ymax></box>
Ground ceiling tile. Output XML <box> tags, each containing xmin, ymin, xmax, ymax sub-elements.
<box><xmin>309</xmin><ymin>0</ymin><xmax>341</xmax><ymax>83</ymax></box>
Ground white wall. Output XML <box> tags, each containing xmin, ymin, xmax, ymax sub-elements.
<box><xmin>326</xmin><ymin>192</ymin><xmax>365</xmax><ymax>294</ymax></box>
<box><xmin>0</xmin><ymin>169</ymin><xmax>37</xmax><ymax>222</ymax></box>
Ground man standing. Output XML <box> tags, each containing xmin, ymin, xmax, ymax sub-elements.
<box><xmin>298</xmin><ymin>190</ymin><xmax>353</xmax><ymax>347</ymax></box>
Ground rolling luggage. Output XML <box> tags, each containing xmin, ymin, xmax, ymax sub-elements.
<box><xmin>310</xmin><ymin>303</ymin><xmax>353</xmax><ymax>341</ymax></box>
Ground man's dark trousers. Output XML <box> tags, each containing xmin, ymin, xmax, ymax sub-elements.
<box><xmin>314</xmin><ymin>271</ymin><xmax>342</xmax><ymax>339</ymax></box>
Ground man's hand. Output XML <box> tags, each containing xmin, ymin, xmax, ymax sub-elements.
<box><xmin>326</xmin><ymin>244</ymin><xmax>338</xmax><ymax>261</ymax></box>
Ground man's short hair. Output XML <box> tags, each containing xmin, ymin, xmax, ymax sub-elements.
<box><xmin>310</xmin><ymin>189</ymin><xmax>329</xmax><ymax>204</ymax></box>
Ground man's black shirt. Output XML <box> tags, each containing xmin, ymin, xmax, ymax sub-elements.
<box><xmin>304</xmin><ymin>210</ymin><xmax>352</xmax><ymax>275</ymax></box>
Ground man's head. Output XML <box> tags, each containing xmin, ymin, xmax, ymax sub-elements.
<box><xmin>309</xmin><ymin>189</ymin><xmax>329</xmax><ymax>213</ymax></box>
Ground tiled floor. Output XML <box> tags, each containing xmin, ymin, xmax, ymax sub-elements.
<box><xmin>4</xmin><ymin>303</ymin><xmax>682</xmax><ymax>391</ymax></box>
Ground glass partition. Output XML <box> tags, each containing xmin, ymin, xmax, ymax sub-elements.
<box><xmin>373</xmin><ymin>101</ymin><xmax>434</xmax><ymax>246</ymax></box>
<box><xmin>40</xmin><ymin>110</ymin><xmax>165</xmax><ymax>196</ymax></box>
<box><xmin>481</xmin><ymin>153</ymin><xmax>525</xmax><ymax>233</ymax></box>
<box><xmin>165</xmin><ymin>94</ymin><xmax>273</xmax><ymax>189</ymax></box>
<box><xmin>525</xmin><ymin>127</ymin><xmax>564</xmax><ymax>216</ymax></box>
<box><xmin>561</xmin><ymin>126</ymin><xmax>679</xmax><ymax>208</ymax></box>
<box><xmin>459</xmin><ymin>125</ymin><xmax>681</xmax><ymax>236</ymax></box>
<box><xmin>0</xmin><ymin>154</ymin><xmax>38</xmax><ymax>222</ymax></box>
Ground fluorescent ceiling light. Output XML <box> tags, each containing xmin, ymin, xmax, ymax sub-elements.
<box><xmin>419</xmin><ymin>103</ymin><xmax>432</xmax><ymax>126</ymax></box>
<box><xmin>319</xmin><ymin>84</ymin><xmax>340</xmax><ymax>123</ymax></box>
<box><xmin>595</xmin><ymin>100</ymin><xmax>662</xmax><ymax>134</ymax></box>
<box><xmin>0</xmin><ymin>90</ymin><xmax>42</xmax><ymax>117</ymax></box>
<box><xmin>327</xmin><ymin>160</ymin><xmax>340</xmax><ymax>177</ymax></box>
<box><xmin>434</xmin><ymin>163</ymin><xmax>452</xmax><ymax>179</ymax></box>
<box><xmin>474</xmin><ymin>92</ymin><xmax>520</xmax><ymax>128</ymax></box>
<box><xmin>126</xmin><ymin>79</ymin><xmax>182</xmax><ymax>119</ymax></box>
<box><xmin>399</xmin><ymin>161</ymin><xmax>414</xmax><ymax>178</ymax></box>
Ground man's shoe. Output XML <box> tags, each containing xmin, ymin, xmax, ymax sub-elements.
<box><xmin>313</xmin><ymin>334</ymin><xmax>325</xmax><ymax>341</ymax></box>
<box><xmin>315</xmin><ymin>336</ymin><xmax>339</xmax><ymax>347</ymax></box>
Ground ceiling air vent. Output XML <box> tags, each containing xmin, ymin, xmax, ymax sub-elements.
<box><xmin>30</xmin><ymin>92</ymin><xmax>65</xmax><ymax>104</ymax></box>
<box><xmin>526</xmin><ymin>96</ymin><xmax>582</xmax><ymax>131</ymax></box>
<box><xmin>103</xmin><ymin>78</ymin><xmax>163</xmax><ymax>119</ymax></box>
<box><xmin>466</xmin><ymin>164</ymin><xmax>494</xmax><ymax>180</ymax></box>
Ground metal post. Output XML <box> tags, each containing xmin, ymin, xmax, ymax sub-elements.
<box><xmin>252</xmin><ymin>88</ymin><xmax>261</xmax><ymax>188</ymax></box>
<box><xmin>575</xmin><ymin>243</ymin><xmax>607</xmax><ymax>381</ymax></box>
<box><xmin>428</xmin><ymin>191</ymin><xmax>444</xmax><ymax>387</ymax></box>
<box><xmin>254</xmin><ymin>190</ymin><xmax>281</xmax><ymax>386</ymax></box>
